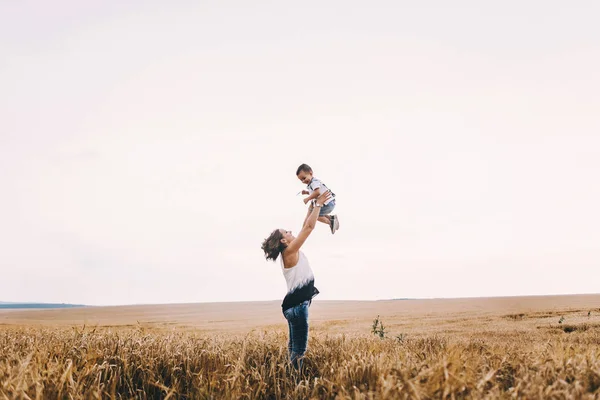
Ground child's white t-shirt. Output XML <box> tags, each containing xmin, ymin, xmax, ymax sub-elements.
<box><xmin>307</xmin><ymin>178</ymin><xmax>335</xmax><ymax>205</ymax></box>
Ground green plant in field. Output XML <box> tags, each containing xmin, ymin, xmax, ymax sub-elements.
<box><xmin>395</xmin><ymin>333</ymin><xmax>406</xmax><ymax>343</ymax></box>
<box><xmin>372</xmin><ymin>315</ymin><xmax>386</xmax><ymax>339</ymax></box>
<box><xmin>558</xmin><ymin>316</ymin><xmax>565</xmax><ymax>324</ymax></box>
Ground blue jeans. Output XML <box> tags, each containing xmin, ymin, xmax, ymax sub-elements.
<box><xmin>283</xmin><ymin>300</ymin><xmax>310</xmax><ymax>370</ymax></box>
<box><xmin>318</xmin><ymin>199</ymin><xmax>335</xmax><ymax>216</ymax></box>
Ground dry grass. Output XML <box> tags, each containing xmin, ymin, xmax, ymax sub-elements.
<box><xmin>1</xmin><ymin>295</ymin><xmax>600</xmax><ymax>399</ymax></box>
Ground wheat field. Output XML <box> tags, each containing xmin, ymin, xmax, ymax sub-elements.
<box><xmin>1</xmin><ymin>294</ymin><xmax>599</xmax><ymax>399</ymax></box>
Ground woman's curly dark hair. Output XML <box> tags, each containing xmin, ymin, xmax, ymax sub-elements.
<box><xmin>261</xmin><ymin>229</ymin><xmax>286</xmax><ymax>261</ymax></box>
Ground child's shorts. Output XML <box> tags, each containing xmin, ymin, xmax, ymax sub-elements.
<box><xmin>318</xmin><ymin>199</ymin><xmax>335</xmax><ymax>216</ymax></box>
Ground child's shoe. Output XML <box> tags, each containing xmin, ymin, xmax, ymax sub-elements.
<box><xmin>330</xmin><ymin>215</ymin><xmax>339</xmax><ymax>234</ymax></box>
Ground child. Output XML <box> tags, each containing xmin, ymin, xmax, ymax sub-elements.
<box><xmin>296</xmin><ymin>163</ymin><xmax>340</xmax><ymax>234</ymax></box>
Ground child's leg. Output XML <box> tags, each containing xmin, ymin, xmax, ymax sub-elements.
<box><xmin>318</xmin><ymin>215</ymin><xmax>331</xmax><ymax>225</ymax></box>
<box><xmin>317</xmin><ymin>201</ymin><xmax>335</xmax><ymax>227</ymax></box>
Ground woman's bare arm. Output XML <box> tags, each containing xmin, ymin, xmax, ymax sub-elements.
<box><xmin>286</xmin><ymin>190</ymin><xmax>332</xmax><ymax>254</ymax></box>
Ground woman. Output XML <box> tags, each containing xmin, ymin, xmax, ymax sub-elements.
<box><xmin>261</xmin><ymin>189</ymin><xmax>332</xmax><ymax>370</ymax></box>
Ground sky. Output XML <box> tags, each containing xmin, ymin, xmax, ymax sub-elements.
<box><xmin>1</xmin><ymin>1</ymin><xmax>599</xmax><ymax>306</ymax></box>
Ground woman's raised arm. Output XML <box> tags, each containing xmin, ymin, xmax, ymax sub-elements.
<box><xmin>285</xmin><ymin>190</ymin><xmax>332</xmax><ymax>254</ymax></box>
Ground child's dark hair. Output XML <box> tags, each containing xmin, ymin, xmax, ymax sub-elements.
<box><xmin>296</xmin><ymin>164</ymin><xmax>312</xmax><ymax>175</ymax></box>
<box><xmin>261</xmin><ymin>229</ymin><xmax>286</xmax><ymax>261</ymax></box>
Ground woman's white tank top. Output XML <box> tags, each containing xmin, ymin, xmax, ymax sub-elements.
<box><xmin>279</xmin><ymin>251</ymin><xmax>319</xmax><ymax>311</ymax></box>
<box><xmin>280</xmin><ymin>251</ymin><xmax>314</xmax><ymax>292</ymax></box>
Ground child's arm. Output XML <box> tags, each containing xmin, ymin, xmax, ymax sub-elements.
<box><xmin>303</xmin><ymin>188</ymin><xmax>320</xmax><ymax>204</ymax></box>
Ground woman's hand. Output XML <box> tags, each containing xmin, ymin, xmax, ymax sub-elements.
<box><xmin>302</xmin><ymin>190</ymin><xmax>309</xmax><ymax>195</ymax></box>
<box><xmin>316</xmin><ymin>189</ymin><xmax>332</xmax><ymax>206</ymax></box>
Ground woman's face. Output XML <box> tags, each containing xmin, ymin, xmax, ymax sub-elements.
<box><xmin>279</xmin><ymin>229</ymin><xmax>295</xmax><ymax>244</ymax></box>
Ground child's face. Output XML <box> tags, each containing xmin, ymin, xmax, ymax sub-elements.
<box><xmin>297</xmin><ymin>170</ymin><xmax>312</xmax><ymax>185</ymax></box>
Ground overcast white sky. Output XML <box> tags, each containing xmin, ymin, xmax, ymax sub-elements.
<box><xmin>1</xmin><ymin>1</ymin><xmax>599</xmax><ymax>306</ymax></box>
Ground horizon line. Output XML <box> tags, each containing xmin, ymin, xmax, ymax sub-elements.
<box><xmin>2</xmin><ymin>292</ymin><xmax>599</xmax><ymax>308</ymax></box>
